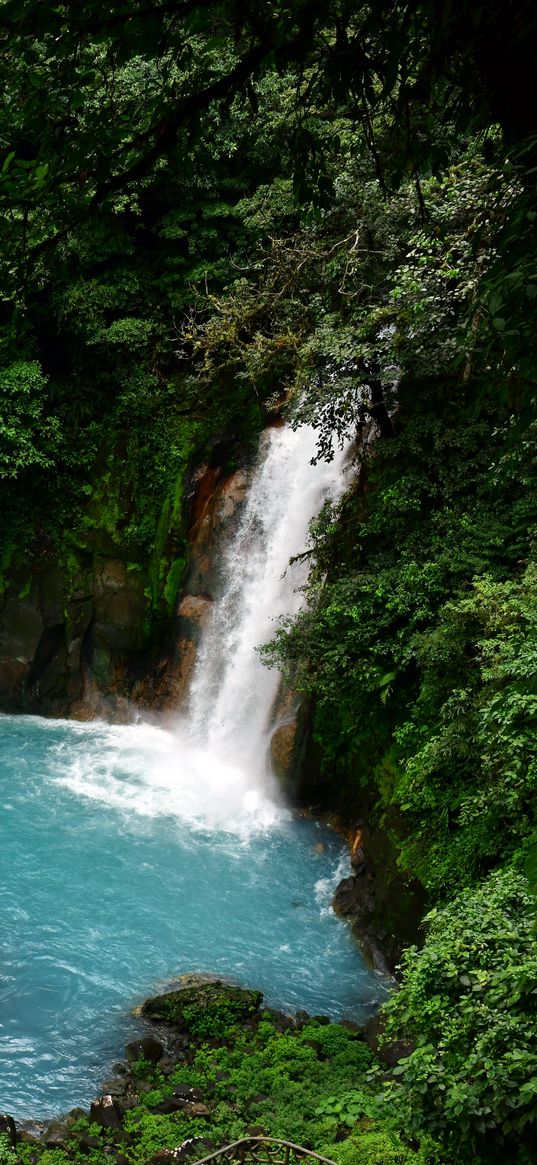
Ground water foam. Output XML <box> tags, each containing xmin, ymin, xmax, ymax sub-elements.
<box><xmin>47</xmin><ymin>720</ymin><xmax>285</xmax><ymax>837</ymax></box>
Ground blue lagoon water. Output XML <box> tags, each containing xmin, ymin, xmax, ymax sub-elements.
<box><xmin>0</xmin><ymin>714</ymin><xmax>387</xmax><ymax>1120</ymax></box>
<box><xmin>0</xmin><ymin>424</ymin><xmax>389</xmax><ymax>1119</ymax></box>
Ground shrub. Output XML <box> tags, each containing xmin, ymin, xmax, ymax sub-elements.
<box><xmin>379</xmin><ymin>869</ymin><xmax>537</xmax><ymax>1162</ymax></box>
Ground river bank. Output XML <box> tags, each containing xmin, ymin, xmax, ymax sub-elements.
<box><xmin>6</xmin><ymin>980</ymin><xmax>422</xmax><ymax>1165</ymax></box>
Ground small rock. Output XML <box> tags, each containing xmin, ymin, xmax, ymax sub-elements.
<box><xmin>172</xmin><ymin>1138</ymin><xmax>215</xmax><ymax>1162</ymax></box>
<box><xmin>65</xmin><ymin>1108</ymin><xmax>88</xmax><ymax>1124</ymax></box>
<box><xmin>42</xmin><ymin>1123</ymin><xmax>74</xmax><ymax>1150</ymax></box>
<box><xmin>134</xmin><ymin>1080</ymin><xmax>153</xmax><ymax>1094</ymax></box>
<box><xmin>0</xmin><ymin>1116</ymin><xmax>16</xmax><ymax>1149</ymax></box>
<box><xmin>125</xmin><ymin>1036</ymin><xmax>164</xmax><ymax>1065</ymax></box>
<box><xmin>363</xmin><ymin>1013</ymin><xmax>414</xmax><ymax>1066</ymax></box>
<box><xmin>245</xmin><ymin>1094</ymin><xmax>269</xmax><ymax>1109</ymax></box>
<box><xmin>147</xmin><ymin>1140</ymin><xmax>216</xmax><ymax>1165</ymax></box>
<box><xmin>340</xmin><ymin>1020</ymin><xmax>363</xmax><ymax>1034</ymax></box>
<box><xmin>187</xmin><ymin>1103</ymin><xmax>210</xmax><ymax>1118</ymax></box>
<box><xmin>101</xmin><ymin>1080</ymin><xmax>128</xmax><ymax>1097</ymax></box>
<box><xmin>350</xmin><ymin>828</ymin><xmax>366</xmax><ymax>868</ymax></box>
<box><xmin>332</xmin><ymin>874</ymin><xmax>374</xmax><ymax>919</ymax></box>
<box><xmin>173</xmin><ymin>1086</ymin><xmax>204</xmax><ymax>1102</ymax></box>
<box><xmin>90</xmin><ymin>1096</ymin><xmax>124</xmax><ymax>1131</ymax></box>
<box><xmin>17</xmin><ymin>1132</ymin><xmax>38</xmax><ymax>1146</ymax></box>
<box><xmin>267</xmin><ymin>1010</ymin><xmax>295</xmax><ymax>1032</ymax></box>
<box><xmin>154</xmin><ymin>1098</ymin><xmax>189</xmax><ymax>1115</ymax></box>
<box><xmin>77</xmin><ymin>1133</ymin><xmax>102</xmax><ymax>1151</ymax></box>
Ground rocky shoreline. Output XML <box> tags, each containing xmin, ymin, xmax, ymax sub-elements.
<box><xmin>2</xmin><ymin>978</ymin><xmax>403</xmax><ymax>1158</ymax></box>
<box><xmin>327</xmin><ymin>821</ymin><xmax>426</xmax><ymax>977</ymax></box>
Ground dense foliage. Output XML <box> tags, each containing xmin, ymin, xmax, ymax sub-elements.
<box><xmin>17</xmin><ymin>1007</ymin><xmax>445</xmax><ymax>1165</ymax></box>
<box><xmin>380</xmin><ymin>871</ymin><xmax>537</xmax><ymax>1156</ymax></box>
<box><xmin>1</xmin><ymin>3</ymin><xmax>536</xmax><ymax>1163</ymax></box>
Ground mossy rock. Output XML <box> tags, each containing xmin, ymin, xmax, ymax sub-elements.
<box><xmin>140</xmin><ymin>981</ymin><xmax>263</xmax><ymax>1036</ymax></box>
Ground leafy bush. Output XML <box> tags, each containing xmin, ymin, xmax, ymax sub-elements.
<box><xmin>0</xmin><ymin>361</ymin><xmax>60</xmax><ymax>479</ymax></box>
<box><xmin>322</xmin><ymin>1127</ymin><xmax>443</xmax><ymax>1165</ymax></box>
<box><xmin>379</xmin><ymin>869</ymin><xmax>537</xmax><ymax>1162</ymax></box>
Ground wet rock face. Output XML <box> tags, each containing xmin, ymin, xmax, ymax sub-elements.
<box><xmin>268</xmin><ymin>688</ymin><xmax>311</xmax><ymax>797</ymax></box>
<box><xmin>270</xmin><ymin>722</ymin><xmax>297</xmax><ymax>782</ymax></box>
<box><xmin>0</xmin><ymin>443</ymin><xmax>251</xmax><ymax>719</ymax></box>
<box><xmin>0</xmin><ymin>436</ymin><xmax>308</xmax><ymax>734</ymax></box>
<box><xmin>0</xmin><ymin>555</ymin><xmax>146</xmax><ymax>718</ymax></box>
<box><xmin>186</xmin><ymin>464</ymin><xmax>249</xmax><ymax>598</ymax></box>
<box><xmin>162</xmin><ymin>465</ymin><xmax>250</xmax><ymax>709</ymax></box>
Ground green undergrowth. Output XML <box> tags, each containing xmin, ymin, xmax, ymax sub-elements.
<box><xmin>266</xmin><ymin>375</ymin><xmax>537</xmax><ymax>893</ymax></box>
<box><xmin>141</xmin><ymin>984</ymin><xmax>263</xmax><ymax>1034</ymax></box>
<box><xmin>16</xmin><ymin>1014</ymin><xmax>445</xmax><ymax>1165</ymax></box>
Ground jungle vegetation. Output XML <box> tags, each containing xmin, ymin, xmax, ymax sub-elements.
<box><xmin>0</xmin><ymin>3</ymin><xmax>536</xmax><ymax>1163</ymax></box>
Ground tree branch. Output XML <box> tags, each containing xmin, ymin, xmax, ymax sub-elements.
<box><xmin>31</xmin><ymin>33</ymin><xmax>280</xmax><ymax>258</ymax></box>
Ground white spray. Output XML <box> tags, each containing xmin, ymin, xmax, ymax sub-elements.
<box><xmin>187</xmin><ymin>424</ymin><xmax>348</xmax><ymax>773</ymax></box>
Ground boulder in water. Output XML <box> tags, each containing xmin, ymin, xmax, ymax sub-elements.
<box><xmin>140</xmin><ymin>981</ymin><xmax>263</xmax><ymax>1032</ymax></box>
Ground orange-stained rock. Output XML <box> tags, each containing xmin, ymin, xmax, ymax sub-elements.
<box><xmin>350</xmin><ymin>828</ymin><xmax>366</xmax><ymax>867</ymax></box>
<box><xmin>153</xmin><ymin>596</ymin><xmax>214</xmax><ymax>711</ymax></box>
<box><xmin>270</xmin><ymin>722</ymin><xmax>297</xmax><ymax>781</ymax></box>
<box><xmin>177</xmin><ymin>594</ymin><xmax>213</xmax><ymax>625</ymax></box>
<box><xmin>184</xmin><ymin>467</ymin><xmax>249</xmax><ymax>597</ymax></box>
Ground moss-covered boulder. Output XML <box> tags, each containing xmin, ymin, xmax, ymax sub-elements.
<box><xmin>140</xmin><ymin>982</ymin><xmax>263</xmax><ymax>1036</ymax></box>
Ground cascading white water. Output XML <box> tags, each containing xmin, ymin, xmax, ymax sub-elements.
<box><xmin>186</xmin><ymin>422</ymin><xmax>349</xmax><ymax>775</ymax></box>
<box><xmin>49</xmin><ymin>422</ymin><xmax>350</xmax><ymax>834</ymax></box>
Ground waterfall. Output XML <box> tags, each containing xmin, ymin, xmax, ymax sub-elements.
<box><xmin>49</xmin><ymin>423</ymin><xmax>350</xmax><ymax>833</ymax></box>
<box><xmin>185</xmin><ymin>422</ymin><xmax>349</xmax><ymax>776</ymax></box>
